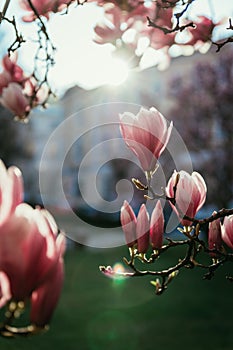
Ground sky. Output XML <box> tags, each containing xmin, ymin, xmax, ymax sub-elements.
<box><xmin>2</xmin><ymin>0</ymin><xmax>233</xmax><ymax>93</ymax></box>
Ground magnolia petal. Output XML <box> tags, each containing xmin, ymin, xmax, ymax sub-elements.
<box><xmin>30</xmin><ymin>259</ymin><xmax>64</xmax><ymax>327</ymax></box>
<box><xmin>221</xmin><ymin>215</ymin><xmax>233</xmax><ymax>250</ymax></box>
<box><xmin>0</xmin><ymin>271</ymin><xmax>12</xmax><ymax>308</ymax></box>
<box><xmin>150</xmin><ymin>201</ymin><xmax>164</xmax><ymax>249</ymax></box>
<box><xmin>208</xmin><ymin>214</ymin><xmax>222</xmax><ymax>256</ymax></box>
<box><xmin>136</xmin><ymin>204</ymin><xmax>150</xmax><ymax>253</ymax></box>
<box><xmin>120</xmin><ymin>200</ymin><xmax>137</xmax><ymax>247</ymax></box>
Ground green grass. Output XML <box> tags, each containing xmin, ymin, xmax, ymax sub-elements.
<box><xmin>0</xmin><ymin>245</ymin><xmax>233</xmax><ymax>350</ymax></box>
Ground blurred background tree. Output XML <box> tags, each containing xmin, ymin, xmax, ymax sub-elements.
<box><xmin>0</xmin><ymin>105</ymin><xmax>19</xmax><ymax>165</ymax></box>
<box><xmin>167</xmin><ymin>47</ymin><xmax>233</xmax><ymax>209</ymax></box>
<box><xmin>0</xmin><ymin>104</ymin><xmax>34</xmax><ymax>201</ymax></box>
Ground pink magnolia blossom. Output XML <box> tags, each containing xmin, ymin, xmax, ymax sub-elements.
<box><xmin>0</xmin><ymin>160</ymin><xmax>65</xmax><ymax>327</ymax></box>
<box><xmin>94</xmin><ymin>3</ymin><xmax>124</xmax><ymax>45</ymax></box>
<box><xmin>0</xmin><ymin>71</ymin><xmax>11</xmax><ymax>95</ymax></box>
<box><xmin>119</xmin><ymin>107</ymin><xmax>172</xmax><ymax>175</ymax></box>
<box><xmin>0</xmin><ymin>83</ymin><xmax>31</xmax><ymax>120</ymax></box>
<box><xmin>20</xmin><ymin>0</ymin><xmax>80</xmax><ymax>21</ymax></box>
<box><xmin>208</xmin><ymin>214</ymin><xmax>222</xmax><ymax>257</ymax></box>
<box><xmin>121</xmin><ymin>201</ymin><xmax>150</xmax><ymax>251</ymax></box>
<box><xmin>20</xmin><ymin>0</ymin><xmax>55</xmax><ymax>21</ymax></box>
<box><xmin>93</xmin><ymin>0</ymin><xmax>177</xmax><ymax>50</ymax></box>
<box><xmin>0</xmin><ymin>55</ymin><xmax>43</xmax><ymax>119</ymax></box>
<box><xmin>221</xmin><ymin>215</ymin><xmax>233</xmax><ymax>250</ymax></box>
<box><xmin>120</xmin><ymin>200</ymin><xmax>137</xmax><ymax>247</ymax></box>
<box><xmin>127</xmin><ymin>0</ymin><xmax>144</xmax><ymax>10</ymax></box>
<box><xmin>166</xmin><ymin>170</ymin><xmax>207</xmax><ymax>226</ymax></box>
<box><xmin>136</xmin><ymin>204</ymin><xmax>150</xmax><ymax>253</ymax></box>
<box><xmin>150</xmin><ymin>200</ymin><xmax>164</xmax><ymax>249</ymax></box>
<box><xmin>185</xmin><ymin>16</ymin><xmax>215</xmax><ymax>46</ymax></box>
<box><xmin>2</xmin><ymin>54</ymin><xmax>24</xmax><ymax>82</ymax></box>
<box><xmin>94</xmin><ymin>1</ymin><xmax>156</xmax><ymax>45</ymax></box>
<box><xmin>121</xmin><ymin>201</ymin><xmax>165</xmax><ymax>253</ymax></box>
<box><xmin>154</xmin><ymin>5</ymin><xmax>174</xmax><ymax>28</ymax></box>
<box><xmin>140</xmin><ymin>6</ymin><xmax>175</xmax><ymax>49</ymax></box>
<box><xmin>0</xmin><ymin>54</ymin><xmax>24</xmax><ymax>94</ymax></box>
<box><xmin>125</xmin><ymin>0</ymin><xmax>156</xmax><ymax>20</ymax></box>
<box><xmin>145</xmin><ymin>27</ymin><xmax>176</xmax><ymax>50</ymax></box>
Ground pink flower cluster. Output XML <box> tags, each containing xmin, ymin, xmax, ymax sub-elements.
<box><xmin>119</xmin><ymin>108</ymin><xmax>207</xmax><ymax>226</ymax></box>
<box><xmin>94</xmin><ymin>1</ymin><xmax>152</xmax><ymax>46</ymax></box>
<box><xmin>19</xmin><ymin>0</ymin><xmax>75</xmax><ymax>21</ymax></box>
<box><xmin>121</xmin><ymin>200</ymin><xmax>164</xmax><ymax>252</ymax></box>
<box><xmin>93</xmin><ymin>1</ymin><xmax>216</xmax><ymax>56</ymax></box>
<box><xmin>0</xmin><ymin>160</ymin><xmax>65</xmax><ymax>327</ymax></box>
<box><xmin>0</xmin><ymin>54</ymin><xmax>42</xmax><ymax>121</ymax></box>
<box><xmin>119</xmin><ymin>106</ymin><xmax>233</xmax><ymax>254</ymax></box>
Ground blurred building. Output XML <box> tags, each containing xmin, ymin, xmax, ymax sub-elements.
<box><xmin>13</xmin><ymin>48</ymin><xmax>219</xmax><ymax>213</ymax></box>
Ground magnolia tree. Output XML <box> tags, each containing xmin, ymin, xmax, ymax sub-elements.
<box><xmin>0</xmin><ymin>0</ymin><xmax>233</xmax><ymax>339</ymax></box>
<box><xmin>100</xmin><ymin>106</ymin><xmax>233</xmax><ymax>294</ymax></box>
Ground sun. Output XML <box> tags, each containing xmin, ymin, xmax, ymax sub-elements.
<box><xmin>101</xmin><ymin>57</ymin><xmax>129</xmax><ymax>86</ymax></box>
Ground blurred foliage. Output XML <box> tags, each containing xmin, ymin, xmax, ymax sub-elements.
<box><xmin>0</xmin><ymin>106</ymin><xmax>19</xmax><ymax>165</ymax></box>
<box><xmin>0</xmin><ymin>106</ymin><xmax>33</xmax><ymax>166</ymax></box>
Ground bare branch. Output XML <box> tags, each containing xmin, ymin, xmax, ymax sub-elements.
<box><xmin>147</xmin><ymin>15</ymin><xmax>195</xmax><ymax>34</ymax></box>
<box><xmin>212</xmin><ymin>18</ymin><xmax>233</xmax><ymax>52</ymax></box>
<box><xmin>0</xmin><ymin>15</ymin><xmax>25</xmax><ymax>54</ymax></box>
<box><xmin>1</xmin><ymin>0</ymin><xmax>11</xmax><ymax>18</ymax></box>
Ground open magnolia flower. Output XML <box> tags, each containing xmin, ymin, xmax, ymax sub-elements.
<box><xmin>166</xmin><ymin>170</ymin><xmax>207</xmax><ymax>227</ymax></box>
<box><xmin>0</xmin><ymin>160</ymin><xmax>65</xmax><ymax>331</ymax></box>
<box><xmin>119</xmin><ymin>107</ymin><xmax>173</xmax><ymax>176</ymax></box>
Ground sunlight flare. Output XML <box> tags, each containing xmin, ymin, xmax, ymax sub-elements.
<box><xmin>102</xmin><ymin>58</ymin><xmax>129</xmax><ymax>86</ymax></box>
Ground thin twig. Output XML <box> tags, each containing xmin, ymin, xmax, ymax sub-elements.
<box><xmin>1</xmin><ymin>0</ymin><xmax>11</xmax><ymax>18</ymax></box>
